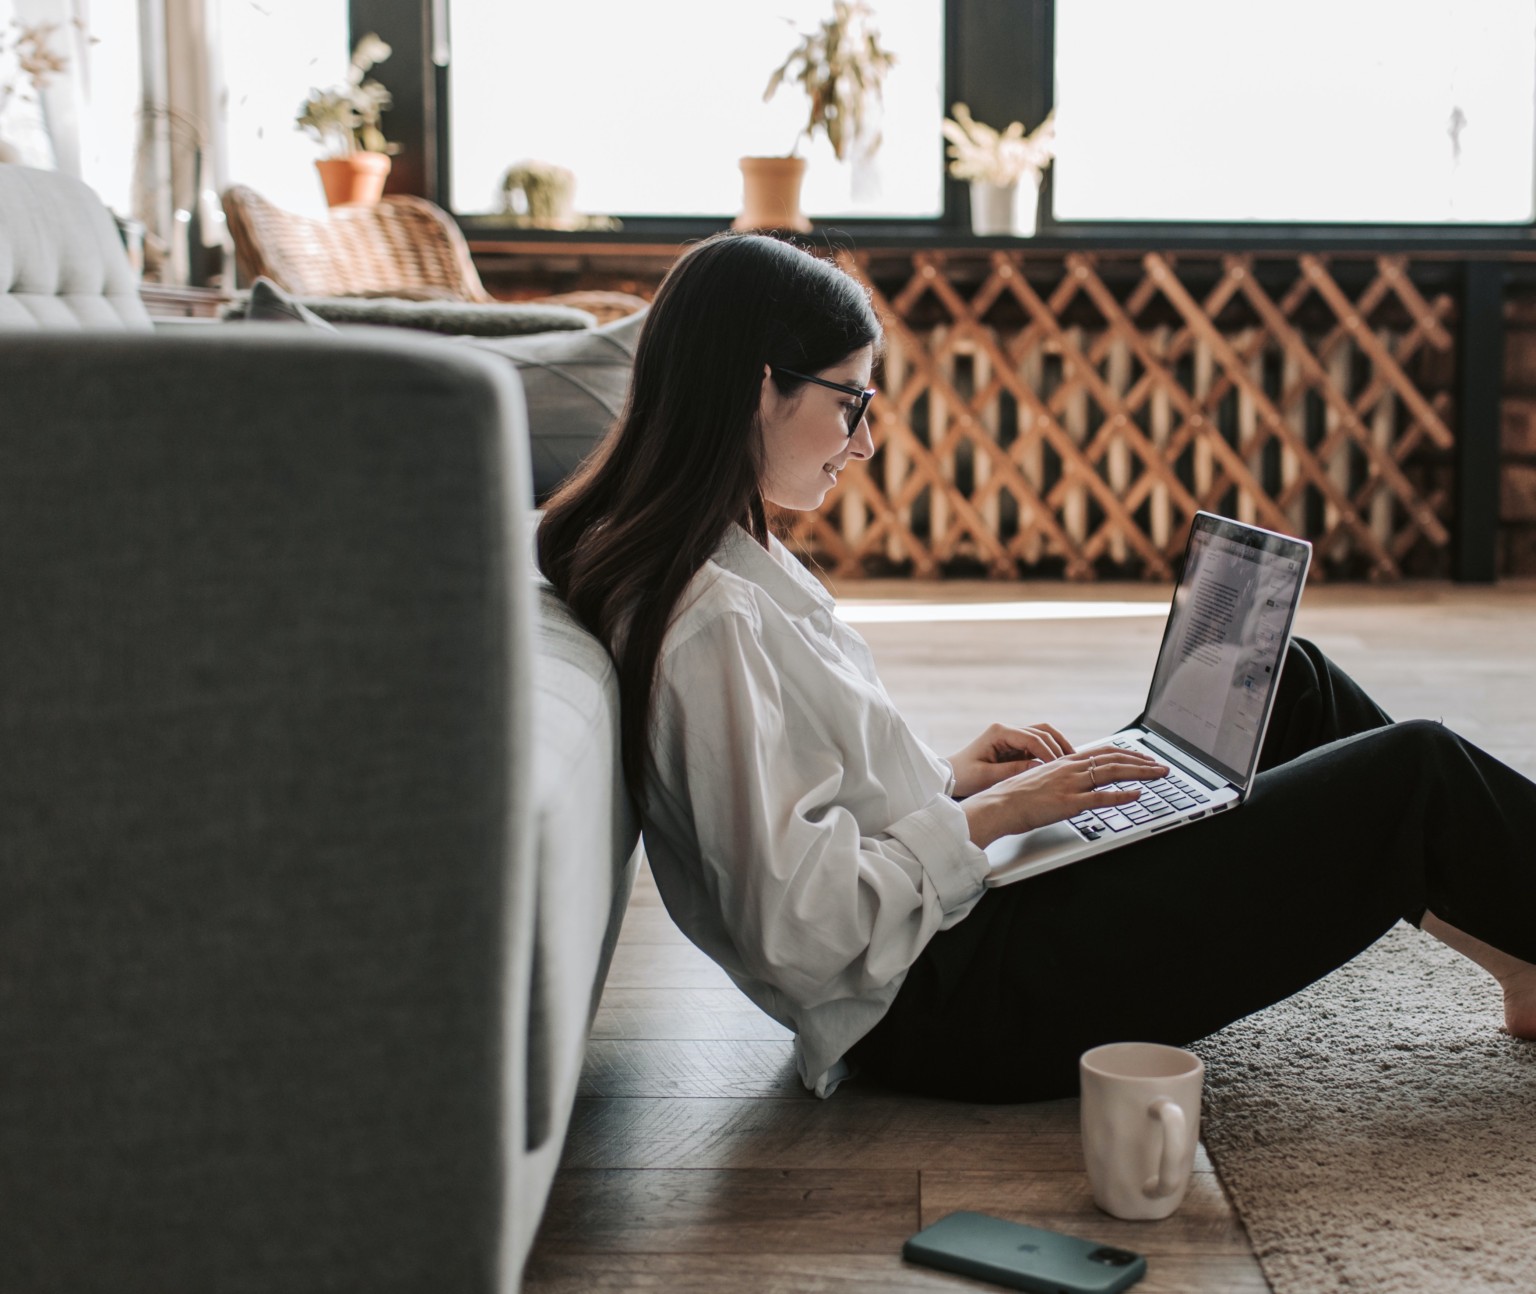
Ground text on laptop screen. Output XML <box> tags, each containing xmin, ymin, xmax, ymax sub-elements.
<box><xmin>1143</xmin><ymin>523</ymin><xmax>1305</xmax><ymax>782</ymax></box>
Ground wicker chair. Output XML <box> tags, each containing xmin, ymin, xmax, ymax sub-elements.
<box><xmin>221</xmin><ymin>186</ymin><xmax>648</xmax><ymax>325</ymax></box>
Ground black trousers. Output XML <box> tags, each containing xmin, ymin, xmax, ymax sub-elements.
<box><xmin>849</xmin><ymin>639</ymin><xmax>1536</xmax><ymax>1103</ymax></box>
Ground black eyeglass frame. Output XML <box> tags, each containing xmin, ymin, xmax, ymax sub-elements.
<box><xmin>775</xmin><ymin>367</ymin><xmax>876</xmax><ymax>436</ymax></box>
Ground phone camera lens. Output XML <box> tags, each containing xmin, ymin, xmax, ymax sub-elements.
<box><xmin>1088</xmin><ymin>1247</ymin><xmax>1138</xmax><ymax>1267</ymax></box>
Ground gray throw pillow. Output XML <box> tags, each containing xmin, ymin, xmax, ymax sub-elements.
<box><xmin>292</xmin><ymin>296</ymin><xmax>598</xmax><ymax>336</ymax></box>
<box><xmin>242</xmin><ymin>276</ymin><xmax>338</xmax><ymax>331</ymax></box>
<box><xmin>467</xmin><ymin>308</ymin><xmax>646</xmax><ymax>501</ymax></box>
<box><xmin>227</xmin><ymin>281</ymin><xmax>597</xmax><ymax>337</ymax></box>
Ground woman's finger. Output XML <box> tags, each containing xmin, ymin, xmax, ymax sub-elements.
<box><xmin>1006</xmin><ymin>757</ymin><xmax>1046</xmax><ymax>778</ymax></box>
<box><xmin>1072</xmin><ymin>753</ymin><xmax>1169</xmax><ymax>792</ymax></box>
<box><xmin>1030</xmin><ymin>722</ymin><xmax>1076</xmax><ymax>756</ymax></box>
<box><xmin>1094</xmin><ymin>754</ymin><xmax>1168</xmax><ymax>776</ymax></box>
<box><xmin>996</xmin><ymin>725</ymin><xmax>1064</xmax><ymax>763</ymax></box>
<box><xmin>1084</xmin><ymin>746</ymin><xmax>1164</xmax><ymax>764</ymax></box>
<box><xmin>1088</xmin><ymin>786</ymin><xmax>1147</xmax><ymax>808</ymax></box>
<box><xmin>1023</xmin><ymin>726</ymin><xmax>1067</xmax><ymax>761</ymax></box>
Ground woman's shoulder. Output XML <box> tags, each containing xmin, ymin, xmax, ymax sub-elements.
<box><xmin>662</xmin><ymin>557</ymin><xmax>765</xmax><ymax>660</ymax></box>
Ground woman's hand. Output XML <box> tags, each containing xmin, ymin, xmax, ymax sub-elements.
<box><xmin>948</xmin><ymin>722</ymin><xmax>1076</xmax><ymax>799</ymax></box>
<box><xmin>961</xmin><ymin>747</ymin><xmax>1171</xmax><ymax>849</ymax></box>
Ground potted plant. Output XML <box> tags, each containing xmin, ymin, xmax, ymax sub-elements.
<box><xmin>735</xmin><ymin>0</ymin><xmax>896</xmax><ymax>233</ymax></box>
<box><xmin>296</xmin><ymin>32</ymin><xmax>399</xmax><ymax>207</ymax></box>
<box><xmin>942</xmin><ymin>102</ymin><xmax>1056</xmax><ymax>237</ymax></box>
<box><xmin>0</xmin><ymin>19</ymin><xmax>72</xmax><ymax>165</ymax></box>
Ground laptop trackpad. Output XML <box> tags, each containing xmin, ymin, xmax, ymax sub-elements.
<box><xmin>984</xmin><ymin>819</ymin><xmax>1082</xmax><ymax>872</ymax></box>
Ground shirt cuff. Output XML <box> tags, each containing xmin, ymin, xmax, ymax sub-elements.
<box><xmin>938</xmin><ymin>756</ymin><xmax>959</xmax><ymax>797</ymax></box>
<box><xmin>885</xmin><ymin>793</ymin><xmax>990</xmax><ymax>914</ymax></box>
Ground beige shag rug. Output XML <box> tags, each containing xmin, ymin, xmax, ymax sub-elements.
<box><xmin>1191</xmin><ymin>923</ymin><xmax>1536</xmax><ymax>1294</ymax></box>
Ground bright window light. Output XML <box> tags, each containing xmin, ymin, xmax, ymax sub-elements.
<box><xmin>446</xmin><ymin>0</ymin><xmax>943</xmax><ymax>219</ymax></box>
<box><xmin>221</xmin><ymin>0</ymin><xmax>350</xmax><ymax>217</ymax></box>
<box><xmin>1053</xmin><ymin>0</ymin><xmax>1536</xmax><ymax>223</ymax></box>
<box><xmin>74</xmin><ymin>6</ymin><xmax>140</xmax><ymax>215</ymax></box>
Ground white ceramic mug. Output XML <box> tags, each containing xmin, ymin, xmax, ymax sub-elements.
<box><xmin>1079</xmin><ymin>1041</ymin><xmax>1204</xmax><ymax>1221</ymax></box>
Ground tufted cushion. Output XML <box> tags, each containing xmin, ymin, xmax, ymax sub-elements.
<box><xmin>0</xmin><ymin>166</ymin><xmax>152</xmax><ymax>331</ymax></box>
<box><xmin>467</xmin><ymin>308</ymin><xmax>646</xmax><ymax>500</ymax></box>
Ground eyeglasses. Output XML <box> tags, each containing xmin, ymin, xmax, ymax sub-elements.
<box><xmin>776</xmin><ymin>367</ymin><xmax>876</xmax><ymax>437</ymax></box>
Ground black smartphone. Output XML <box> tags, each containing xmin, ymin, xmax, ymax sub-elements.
<box><xmin>903</xmin><ymin>1211</ymin><xmax>1147</xmax><ymax>1293</ymax></box>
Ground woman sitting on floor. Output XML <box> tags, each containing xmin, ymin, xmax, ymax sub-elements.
<box><xmin>537</xmin><ymin>232</ymin><xmax>1536</xmax><ymax>1102</ymax></box>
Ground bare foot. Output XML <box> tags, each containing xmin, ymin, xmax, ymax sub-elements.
<box><xmin>1422</xmin><ymin>913</ymin><xmax>1536</xmax><ymax>1040</ymax></box>
<box><xmin>1500</xmin><ymin>965</ymin><xmax>1536</xmax><ymax>1040</ymax></box>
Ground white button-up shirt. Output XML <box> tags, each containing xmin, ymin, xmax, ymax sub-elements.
<box><xmin>641</xmin><ymin>524</ymin><xmax>990</xmax><ymax>1096</ymax></box>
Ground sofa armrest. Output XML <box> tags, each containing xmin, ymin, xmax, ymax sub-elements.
<box><xmin>0</xmin><ymin>329</ymin><xmax>535</xmax><ymax>1293</ymax></box>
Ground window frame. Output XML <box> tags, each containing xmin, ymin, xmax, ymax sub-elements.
<box><xmin>350</xmin><ymin>0</ymin><xmax>1536</xmax><ymax>246</ymax></box>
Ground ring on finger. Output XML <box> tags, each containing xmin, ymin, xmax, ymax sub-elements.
<box><xmin>1088</xmin><ymin>754</ymin><xmax>1097</xmax><ymax>785</ymax></box>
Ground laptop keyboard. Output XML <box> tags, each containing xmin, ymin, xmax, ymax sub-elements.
<box><xmin>1068</xmin><ymin>743</ymin><xmax>1213</xmax><ymax>841</ymax></box>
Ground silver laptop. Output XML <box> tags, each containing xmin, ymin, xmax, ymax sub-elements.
<box><xmin>985</xmin><ymin>512</ymin><xmax>1312</xmax><ymax>888</ymax></box>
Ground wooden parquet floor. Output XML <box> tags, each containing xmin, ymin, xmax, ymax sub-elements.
<box><xmin>524</xmin><ymin>580</ymin><xmax>1536</xmax><ymax>1293</ymax></box>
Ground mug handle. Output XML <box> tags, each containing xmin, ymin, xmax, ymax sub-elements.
<box><xmin>1142</xmin><ymin>1097</ymin><xmax>1188</xmax><ymax>1198</ymax></box>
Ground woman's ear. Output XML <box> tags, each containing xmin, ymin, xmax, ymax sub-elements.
<box><xmin>759</xmin><ymin>364</ymin><xmax>779</xmax><ymax>424</ymax></box>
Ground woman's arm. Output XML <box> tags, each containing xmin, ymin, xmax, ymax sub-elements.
<box><xmin>656</xmin><ymin>610</ymin><xmax>989</xmax><ymax>1008</ymax></box>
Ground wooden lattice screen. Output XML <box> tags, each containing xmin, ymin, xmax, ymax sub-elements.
<box><xmin>786</xmin><ymin>250</ymin><xmax>1458</xmax><ymax>580</ymax></box>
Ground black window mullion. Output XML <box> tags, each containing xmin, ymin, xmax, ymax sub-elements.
<box><xmin>349</xmin><ymin>0</ymin><xmax>437</xmax><ymax>202</ymax></box>
<box><xmin>943</xmin><ymin>0</ymin><xmax>1056</xmax><ymax>233</ymax></box>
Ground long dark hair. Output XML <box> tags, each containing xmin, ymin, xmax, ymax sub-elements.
<box><xmin>537</xmin><ymin>232</ymin><xmax>882</xmax><ymax>804</ymax></box>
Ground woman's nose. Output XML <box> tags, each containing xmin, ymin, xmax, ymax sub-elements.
<box><xmin>849</xmin><ymin>410</ymin><xmax>875</xmax><ymax>459</ymax></box>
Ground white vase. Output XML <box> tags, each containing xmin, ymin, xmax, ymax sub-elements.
<box><xmin>969</xmin><ymin>174</ymin><xmax>1041</xmax><ymax>237</ymax></box>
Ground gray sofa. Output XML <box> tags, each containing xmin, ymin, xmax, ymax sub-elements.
<box><xmin>0</xmin><ymin>166</ymin><xmax>638</xmax><ymax>1292</ymax></box>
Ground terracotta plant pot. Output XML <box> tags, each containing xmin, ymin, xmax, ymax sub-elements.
<box><xmin>315</xmin><ymin>153</ymin><xmax>392</xmax><ymax>207</ymax></box>
<box><xmin>733</xmin><ymin>156</ymin><xmax>811</xmax><ymax>233</ymax></box>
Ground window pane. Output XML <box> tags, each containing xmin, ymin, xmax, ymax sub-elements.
<box><xmin>221</xmin><ymin>0</ymin><xmax>351</xmax><ymax>217</ymax></box>
<box><xmin>447</xmin><ymin>0</ymin><xmax>943</xmax><ymax>219</ymax></box>
<box><xmin>77</xmin><ymin>6</ymin><xmax>142</xmax><ymax>216</ymax></box>
<box><xmin>1053</xmin><ymin>0</ymin><xmax>1536</xmax><ymax>223</ymax></box>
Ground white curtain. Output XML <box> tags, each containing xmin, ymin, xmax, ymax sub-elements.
<box><xmin>119</xmin><ymin>0</ymin><xmax>229</xmax><ymax>284</ymax></box>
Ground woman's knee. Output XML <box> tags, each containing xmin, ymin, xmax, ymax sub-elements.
<box><xmin>1260</xmin><ymin>639</ymin><xmax>1326</xmax><ymax>767</ymax></box>
<box><xmin>1375</xmin><ymin>717</ymin><xmax>1461</xmax><ymax>775</ymax></box>
<box><xmin>1285</xmin><ymin>636</ymin><xmax>1322</xmax><ymax>684</ymax></box>
<box><xmin>1299</xmin><ymin>719</ymin><xmax>1455</xmax><ymax>792</ymax></box>
<box><xmin>1284</xmin><ymin>630</ymin><xmax>1345</xmax><ymax>691</ymax></box>
<box><xmin>1390</xmin><ymin>716</ymin><xmax>1452</xmax><ymax>745</ymax></box>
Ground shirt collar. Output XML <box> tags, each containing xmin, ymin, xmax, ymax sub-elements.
<box><xmin>714</xmin><ymin>523</ymin><xmax>835</xmax><ymax>621</ymax></box>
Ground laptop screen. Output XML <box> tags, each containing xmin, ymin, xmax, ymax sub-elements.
<box><xmin>1141</xmin><ymin>513</ymin><xmax>1312</xmax><ymax>787</ymax></box>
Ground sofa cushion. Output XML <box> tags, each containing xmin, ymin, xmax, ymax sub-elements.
<box><xmin>0</xmin><ymin>165</ymin><xmax>153</xmax><ymax>331</ymax></box>
<box><xmin>225</xmin><ymin>275</ymin><xmax>645</xmax><ymax>505</ymax></box>
<box><xmin>527</xmin><ymin>583</ymin><xmax>639</xmax><ymax>1150</ymax></box>
<box><xmin>467</xmin><ymin>308</ymin><xmax>645</xmax><ymax>501</ymax></box>
<box><xmin>225</xmin><ymin>286</ymin><xmax>596</xmax><ymax>337</ymax></box>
